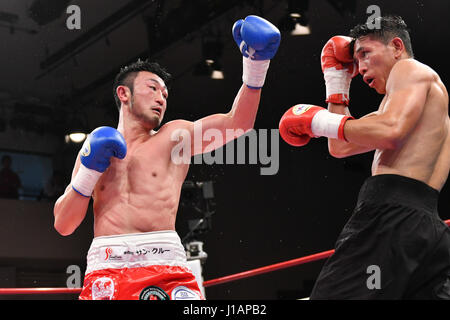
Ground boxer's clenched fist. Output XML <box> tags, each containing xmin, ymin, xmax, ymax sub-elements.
<box><xmin>279</xmin><ymin>104</ymin><xmax>353</xmax><ymax>147</ymax></box>
<box><xmin>233</xmin><ymin>15</ymin><xmax>281</xmax><ymax>89</ymax></box>
<box><xmin>72</xmin><ymin>127</ymin><xmax>127</xmax><ymax>197</ymax></box>
<box><xmin>321</xmin><ymin>36</ymin><xmax>358</xmax><ymax>105</ymax></box>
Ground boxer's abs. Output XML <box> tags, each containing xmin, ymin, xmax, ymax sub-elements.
<box><xmin>91</xmin><ymin>153</ymin><xmax>189</xmax><ymax>237</ymax></box>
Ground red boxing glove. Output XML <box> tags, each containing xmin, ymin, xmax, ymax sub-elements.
<box><xmin>321</xmin><ymin>36</ymin><xmax>358</xmax><ymax>106</ymax></box>
<box><xmin>279</xmin><ymin>104</ymin><xmax>353</xmax><ymax>147</ymax></box>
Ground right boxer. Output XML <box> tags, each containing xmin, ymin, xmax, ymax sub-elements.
<box><xmin>280</xmin><ymin>15</ymin><xmax>450</xmax><ymax>299</ymax></box>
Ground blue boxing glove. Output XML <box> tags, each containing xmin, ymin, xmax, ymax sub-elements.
<box><xmin>72</xmin><ymin>127</ymin><xmax>127</xmax><ymax>197</ymax></box>
<box><xmin>232</xmin><ymin>15</ymin><xmax>281</xmax><ymax>89</ymax></box>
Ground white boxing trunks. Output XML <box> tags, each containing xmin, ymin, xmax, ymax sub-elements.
<box><xmin>79</xmin><ymin>230</ymin><xmax>204</xmax><ymax>300</ymax></box>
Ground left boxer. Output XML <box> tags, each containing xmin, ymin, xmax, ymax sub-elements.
<box><xmin>54</xmin><ymin>15</ymin><xmax>280</xmax><ymax>300</ymax></box>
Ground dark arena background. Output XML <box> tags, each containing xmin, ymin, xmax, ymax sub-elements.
<box><xmin>0</xmin><ymin>0</ymin><xmax>448</xmax><ymax>301</ymax></box>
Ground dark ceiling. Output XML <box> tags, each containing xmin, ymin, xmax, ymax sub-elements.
<box><xmin>2</xmin><ymin>0</ymin><xmax>448</xmax><ymax>133</ymax></box>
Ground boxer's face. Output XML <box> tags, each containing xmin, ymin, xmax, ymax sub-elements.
<box><xmin>129</xmin><ymin>71</ymin><xmax>168</xmax><ymax>129</ymax></box>
<box><xmin>353</xmin><ymin>36</ymin><xmax>398</xmax><ymax>94</ymax></box>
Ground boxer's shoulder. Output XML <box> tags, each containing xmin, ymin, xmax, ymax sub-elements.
<box><xmin>392</xmin><ymin>59</ymin><xmax>434</xmax><ymax>81</ymax></box>
<box><xmin>143</xmin><ymin>120</ymin><xmax>195</xmax><ymax>150</ymax></box>
<box><xmin>158</xmin><ymin>119</ymin><xmax>192</xmax><ymax>131</ymax></box>
<box><xmin>387</xmin><ymin>59</ymin><xmax>434</xmax><ymax>92</ymax></box>
<box><xmin>155</xmin><ymin>119</ymin><xmax>196</xmax><ymax>140</ymax></box>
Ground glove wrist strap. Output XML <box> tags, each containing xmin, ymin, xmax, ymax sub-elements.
<box><xmin>242</xmin><ymin>57</ymin><xmax>270</xmax><ymax>89</ymax></box>
<box><xmin>311</xmin><ymin>109</ymin><xmax>353</xmax><ymax>141</ymax></box>
<box><xmin>72</xmin><ymin>164</ymin><xmax>103</xmax><ymax>197</ymax></box>
<box><xmin>324</xmin><ymin>68</ymin><xmax>352</xmax><ymax>105</ymax></box>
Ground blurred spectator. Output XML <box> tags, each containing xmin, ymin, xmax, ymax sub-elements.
<box><xmin>0</xmin><ymin>155</ymin><xmax>21</xmax><ymax>199</ymax></box>
<box><xmin>41</xmin><ymin>170</ymin><xmax>66</xmax><ymax>201</ymax></box>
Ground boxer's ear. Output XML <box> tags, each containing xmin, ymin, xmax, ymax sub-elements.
<box><xmin>391</xmin><ymin>37</ymin><xmax>405</xmax><ymax>59</ymax></box>
<box><xmin>116</xmin><ymin>86</ymin><xmax>131</xmax><ymax>105</ymax></box>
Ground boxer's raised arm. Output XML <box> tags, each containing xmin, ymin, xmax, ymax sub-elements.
<box><xmin>190</xmin><ymin>84</ymin><xmax>261</xmax><ymax>155</ymax></box>
<box><xmin>165</xmin><ymin>84</ymin><xmax>261</xmax><ymax>157</ymax></box>
<box><xmin>314</xmin><ymin>35</ymin><xmax>373</xmax><ymax>157</ymax></box>
<box><xmin>171</xmin><ymin>16</ymin><xmax>280</xmax><ymax>156</ymax></box>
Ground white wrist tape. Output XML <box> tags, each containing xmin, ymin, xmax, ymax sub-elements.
<box><xmin>242</xmin><ymin>57</ymin><xmax>270</xmax><ymax>88</ymax></box>
<box><xmin>71</xmin><ymin>164</ymin><xmax>103</xmax><ymax>197</ymax></box>
<box><xmin>311</xmin><ymin>109</ymin><xmax>346</xmax><ymax>139</ymax></box>
<box><xmin>324</xmin><ymin>67</ymin><xmax>352</xmax><ymax>98</ymax></box>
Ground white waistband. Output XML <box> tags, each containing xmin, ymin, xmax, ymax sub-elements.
<box><xmin>85</xmin><ymin>231</ymin><xmax>188</xmax><ymax>274</ymax></box>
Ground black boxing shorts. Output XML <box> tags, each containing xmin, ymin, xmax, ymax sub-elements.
<box><xmin>310</xmin><ymin>174</ymin><xmax>450</xmax><ymax>300</ymax></box>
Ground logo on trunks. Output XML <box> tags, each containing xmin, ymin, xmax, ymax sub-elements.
<box><xmin>123</xmin><ymin>248</ymin><xmax>171</xmax><ymax>256</ymax></box>
<box><xmin>104</xmin><ymin>248</ymin><xmax>122</xmax><ymax>261</ymax></box>
<box><xmin>139</xmin><ymin>286</ymin><xmax>170</xmax><ymax>300</ymax></box>
<box><xmin>92</xmin><ymin>277</ymin><xmax>117</xmax><ymax>300</ymax></box>
<box><xmin>292</xmin><ymin>104</ymin><xmax>313</xmax><ymax>115</ymax></box>
<box><xmin>171</xmin><ymin>286</ymin><xmax>200</xmax><ymax>300</ymax></box>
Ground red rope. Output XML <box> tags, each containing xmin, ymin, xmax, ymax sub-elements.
<box><xmin>203</xmin><ymin>249</ymin><xmax>335</xmax><ymax>288</ymax></box>
<box><xmin>0</xmin><ymin>219</ymin><xmax>449</xmax><ymax>294</ymax></box>
<box><xmin>0</xmin><ymin>288</ymin><xmax>81</xmax><ymax>295</ymax></box>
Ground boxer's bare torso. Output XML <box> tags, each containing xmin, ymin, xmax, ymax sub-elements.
<box><xmin>54</xmin><ymin>70</ymin><xmax>261</xmax><ymax>237</ymax></box>
<box><xmin>91</xmin><ymin>121</ymin><xmax>190</xmax><ymax>237</ymax></box>
<box><xmin>329</xmin><ymin>38</ymin><xmax>450</xmax><ymax>192</ymax></box>
<box><xmin>372</xmin><ymin>60</ymin><xmax>450</xmax><ymax>191</ymax></box>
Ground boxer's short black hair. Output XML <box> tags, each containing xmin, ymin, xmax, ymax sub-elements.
<box><xmin>113</xmin><ymin>59</ymin><xmax>171</xmax><ymax>110</ymax></box>
<box><xmin>349</xmin><ymin>15</ymin><xmax>414</xmax><ymax>58</ymax></box>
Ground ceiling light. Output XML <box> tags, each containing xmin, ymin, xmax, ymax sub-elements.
<box><xmin>65</xmin><ymin>132</ymin><xmax>87</xmax><ymax>143</ymax></box>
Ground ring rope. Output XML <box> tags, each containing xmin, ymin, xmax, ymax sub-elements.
<box><xmin>0</xmin><ymin>287</ymin><xmax>81</xmax><ymax>295</ymax></box>
<box><xmin>203</xmin><ymin>249</ymin><xmax>334</xmax><ymax>288</ymax></box>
